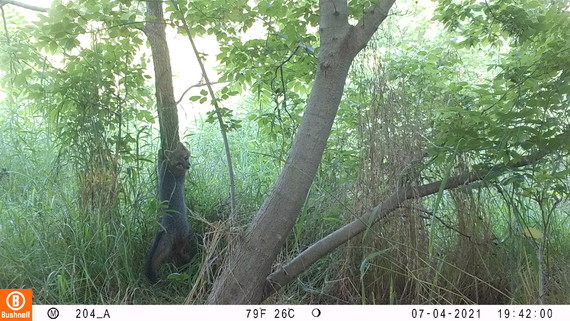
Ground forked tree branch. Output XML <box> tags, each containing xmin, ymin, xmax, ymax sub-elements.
<box><xmin>353</xmin><ymin>0</ymin><xmax>396</xmax><ymax>50</ymax></box>
<box><xmin>262</xmin><ymin>129</ymin><xmax>569</xmax><ymax>300</ymax></box>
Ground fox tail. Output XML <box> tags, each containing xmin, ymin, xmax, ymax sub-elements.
<box><xmin>144</xmin><ymin>230</ymin><xmax>170</xmax><ymax>284</ymax></box>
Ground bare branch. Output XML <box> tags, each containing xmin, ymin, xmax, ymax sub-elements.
<box><xmin>0</xmin><ymin>0</ymin><xmax>48</xmax><ymax>12</ymax></box>
<box><xmin>1</xmin><ymin>5</ymin><xmax>10</xmax><ymax>43</ymax></box>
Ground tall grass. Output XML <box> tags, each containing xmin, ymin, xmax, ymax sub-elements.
<box><xmin>1</xmin><ymin>91</ymin><xmax>569</xmax><ymax>305</ymax></box>
<box><xmin>0</xmin><ymin>114</ymin><xmax>198</xmax><ymax>303</ymax></box>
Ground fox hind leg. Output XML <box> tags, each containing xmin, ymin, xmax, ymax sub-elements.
<box><xmin>172</xmin><ymin>235</ymin><xmax>194</xmax><ymax>266</ymax></box>
<box><xmin>144</xmin><ymin>230</ymin><xmax>173</xmax><ymax>283</ymax></box>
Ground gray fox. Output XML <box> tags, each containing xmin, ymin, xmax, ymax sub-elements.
<box><xmin>145</xmin><ymin>142</ymin><xmax>193</xmax><ymax>283</ymax></box>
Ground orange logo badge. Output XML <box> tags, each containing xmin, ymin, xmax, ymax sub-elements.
<box><xmin>0</xmin><ymin>289</ymin><xmax>32</xmax><ymax>321</ymax></box>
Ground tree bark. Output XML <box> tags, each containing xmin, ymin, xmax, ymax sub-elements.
<box><xmin>143</xmin><ymin>0</ymin><xmax>180</xmax><ymax>152</ymax></box>
<box><xmin>208</xmin><ymin>0</ymin><xmax>396</xmax><ymax>305</ymax></box>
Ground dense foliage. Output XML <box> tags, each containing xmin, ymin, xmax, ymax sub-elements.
<box><xmin>0</xmin><ymin>0</ymin><xmax>568</xmax><ymax>304</ymax></box>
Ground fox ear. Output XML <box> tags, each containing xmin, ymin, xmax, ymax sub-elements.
<box><xmin>178</xmin><ymin>141</ymin><xmax>189</xmax><ymax>151</ymax></box>
<box><xmin>177</xmin><ymin>142</ymin><xmax>189</xmax><ymax>154</ymax></box>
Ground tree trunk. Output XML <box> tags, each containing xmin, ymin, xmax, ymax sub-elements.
<box><xmin>208</xmin><ymin>0</ymin><xmax>396</xmax><ymax>304</ymax></box>
<box><xmin>143</xmin><ymin>0</ymin><xmax>180</xmax><ymax>152</ymax></box>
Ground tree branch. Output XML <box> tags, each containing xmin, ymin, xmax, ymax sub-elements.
<box><xmin>1</xmin><ymin>5</ymin><xmax>10</xmax><ymax>43</ymax></box>
<box><xmin>0</xmin><ymin>0</ymin><xmax>47</xmax><ymax>12</ymax></box>
<box><xmin>175</xmin><ymin>81</ymin><xmax>228</xmax><ymax>105</ymax></box>
<box><xmin>351</xmin><ymin>0</ymin><xmax>396</xmax><ymax>51</ymax></box>
<box><xmin>170</xmin><ymin>0</ymin><xmax>238</xmax><ymax>221</ymax></box>
<box><xmin>262</xmin><ymin>129</ymin><xmax>569</xmax><ymax>300</ymax></box>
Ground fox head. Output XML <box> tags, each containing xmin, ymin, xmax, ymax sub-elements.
<box><xmin>164</xmin><ymin>142</ymin><xmax>190</xmax><ymax>176</ymax></box>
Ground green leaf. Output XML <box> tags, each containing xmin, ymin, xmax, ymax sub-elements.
<box><xmin>167</xmin><ymin>273</ymin><xmax>189</xmax><ymax>281</ymax></box>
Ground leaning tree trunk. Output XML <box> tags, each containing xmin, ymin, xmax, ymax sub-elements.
<box><xmin>143</xmin><ymin>0</ymin><xmax>180</xmax><ymax>152</ymax></box>
<box><xmin>208</xmin><ymin>0</ymin><xmax>396</xmax><ymax>304</ymax></box>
